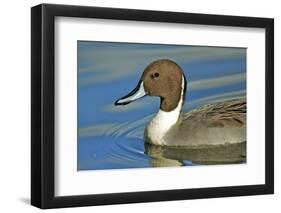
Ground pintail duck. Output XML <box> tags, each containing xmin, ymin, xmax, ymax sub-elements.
<box><xmin>115</xmin><ymin>59</ymin><xmax>246</xmax><ymax>146</ymax></box>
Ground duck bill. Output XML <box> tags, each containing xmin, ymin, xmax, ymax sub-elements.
<box><xmin>115</xmin><ymin>81</ymin><xmax>147</xmax><ymax>105</ymax></box>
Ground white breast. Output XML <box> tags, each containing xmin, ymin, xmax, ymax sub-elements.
<box><xmin>146</xmin><ymin>109</ymin><xmax>180</xmax><ymax>145</ymax></box>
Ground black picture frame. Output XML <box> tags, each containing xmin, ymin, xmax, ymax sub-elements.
<box><xmin>31</xmin><ymin>3</ymin><xmax>274</xmax><ymax>209</ymax></box>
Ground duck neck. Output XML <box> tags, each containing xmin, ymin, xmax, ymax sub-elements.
<box><xmin>160</xmin><ymin>74</ymin><xmax>186</xmax><ymax>114</ymax></box>
<box><xmin>160</xmin><ymin>76</ymin><xmax>186</xmax><ymax>113</ymax></box>
<box><xmin>146</xmin><ymin>76</ymin><xmax>186</xmax><ymax>145</ymax></box>
<box><xmin>154</xmin><ymin>97</ymin><xmax>183</xmax><ymax>129</ymax></box>
<box><xmin>157</xmin><ymin>77</ymin><xmax>185</xmax><ymax>126</ymax></box>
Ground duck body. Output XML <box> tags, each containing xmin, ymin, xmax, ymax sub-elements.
<box><xmin>145</xmin><ymin>99</ymin><xmax>246</xmax><ymax>146</ymax></box>
<box><xmin>115</xmin><ymin>59</ymin><xmax>246</xmax><ymax>147</ymax></box>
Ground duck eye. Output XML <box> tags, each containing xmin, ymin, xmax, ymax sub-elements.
<box><xmin>154</xmin><ymin>72</ymin><xmax>160</xmax><ymax>78</ymax></box>
<box><xmin>151</xmin><ymin>72</ymin><xmax>160</xmax><ymax>79</ymax></box>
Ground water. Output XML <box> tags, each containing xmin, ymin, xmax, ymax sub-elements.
<box><xmin>78</xmin><ymin>41</ymin><xmax>246</xmax><ymax>171</ymax></box>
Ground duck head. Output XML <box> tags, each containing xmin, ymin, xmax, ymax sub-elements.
<box><xmin>115</xmin><ymin>59</ymin><xmax>186</xmax><ymax>112</ymax></box>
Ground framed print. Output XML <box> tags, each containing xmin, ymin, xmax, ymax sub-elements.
<box><xmin>31</xmin><ymin>3</ymin><xmax>274</xmax><ymax>209</ymax></box>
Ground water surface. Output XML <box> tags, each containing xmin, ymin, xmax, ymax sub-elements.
<box><xmin>78</xmin><ymin>41</ymin><xmax>246</xmax><ymax>170</ymax></box>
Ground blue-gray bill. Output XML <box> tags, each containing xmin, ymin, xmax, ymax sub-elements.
<box><xmin>115</xmin><ymin>81</ymin><xmax>147</xmax><ymax>105</ymax></box>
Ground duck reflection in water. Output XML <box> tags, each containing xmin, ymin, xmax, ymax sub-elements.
<box><xmin>145</xmin><ymin>142</ymin><xmax>246</xmax><ymax>167</ymax></box>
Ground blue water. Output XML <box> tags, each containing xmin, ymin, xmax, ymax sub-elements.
<box><xmin>78</xmin><ymin>41</ymin><xmax>246</xmax><ymax>170</ymax></box>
